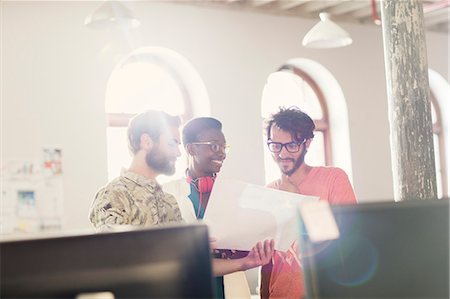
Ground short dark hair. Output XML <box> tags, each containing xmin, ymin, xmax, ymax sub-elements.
<box><xmin>182</xmin><ymin>117</ymin><xmax>222</xmax><ymax>146</ymax></box>
<box><xmin>127</xmin><ymin>110</ymin><xmax>181</xmax><ymax>154</ymax></box>
<box><xmin>265</xmin><ymin>107</ymin><xmax>315</xmax><ymax>142</ymax></box>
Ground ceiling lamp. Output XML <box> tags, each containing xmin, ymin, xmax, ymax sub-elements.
<box><xmin>302</xmin><ymin>12</ymin><xmax>352</xmax><ymax>49</ymax></box>
<box><xmin>84</xmin><ymin>0</ymin><xmax>140</xmax><ymax>30</ymax></box>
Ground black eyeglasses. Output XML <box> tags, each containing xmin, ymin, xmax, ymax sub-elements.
<box><xmin>191</xmin><ymin>142</ymin><xmax>230</xmax><ymax>154</ymax></box>
<box><xmin>267</xmin><ymin>139</ymin><xmax>306</xmax><ymax>153</ymax></box>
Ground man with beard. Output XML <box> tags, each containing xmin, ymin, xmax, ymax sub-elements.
<box><xmin>260</xmin><ymin>107</ymin><xmax>357</xmax><ymax>299</ymax></box>
<box><xmin>89</xmin><ymin>110</ymin><xmax>183</xmax><ymax>231</ymax></box>
<box><xmin>163</xmin><ymin>117</ymin><xmax>274</xmax><ymax>299</ymax></box>
<box><xmin>89</xmin><ymin>113</ymin><xmax>273</xmax><ymax>288</ymax></box>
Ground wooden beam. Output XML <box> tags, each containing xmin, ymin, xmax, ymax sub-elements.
<box><xmin>423</xmin><ymin>0</ymin><xmax>450</xmax><ymax>13</ymax></box>
<box><xmin>425</xmin><ymin>7</ymin><xmax>450</xmax><ymax>26</ymax></box>
<box><xmin>299</xmin><ymin>0</ymin><xmax>343</xmax><ymax>13</ymax></box>
<box><xmin>251</xmin><ymin>0</ymin><xmax>277</xmax><ymax>7</ymax></box>
<box><xmin>380</xmin><ymin>0</ymin><xmax>437</xmax><ymax>201</ymax></box>
<box><xmin>278</xmin><ymin>0</ymin><xmax>314</xmax><ymax>11</ymax></box>
<box><xmin>351</xmin><ymin>5</ymin><xmax>374</xmax><ymax>19</ymax></box>
<box><xmin>327</xmin><ymin>0</ymin><xmax>371</xmax><ymax>16</ymax></box>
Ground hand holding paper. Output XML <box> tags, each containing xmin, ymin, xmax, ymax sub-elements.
<box><xmin>242</xmin><ymin>239</ymin><xmax>275</xmax><ymax>270</ymax></box>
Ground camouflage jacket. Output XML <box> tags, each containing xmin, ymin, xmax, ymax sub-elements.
<box><xmin>89</xmin><ymin>171</ymin><xmax>183</xmax><ymax>231</ymax></box>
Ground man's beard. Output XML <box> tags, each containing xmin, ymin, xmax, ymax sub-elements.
<box><xmin>278</xmin><ymin>150</ymin><xmax>307</xmax><ymax>176</ymax></box>
<box><xmin>146</xmin><ymin>147</ymin><xmax>176</xmax><ymax>175</ymax></box>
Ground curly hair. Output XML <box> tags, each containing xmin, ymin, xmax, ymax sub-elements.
<box><xmin>265</xmin><ymin>107</ymin><xmax>315</xmax><ymax>142</ymax></box>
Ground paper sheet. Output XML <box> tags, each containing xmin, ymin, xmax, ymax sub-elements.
<box><xmin>202</xmin><ymin>178</ymin><xmax>318</xmax><ymax>251</ymax></box>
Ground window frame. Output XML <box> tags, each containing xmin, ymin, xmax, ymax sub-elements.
<box><xmin>278</xmin><ymin>64</ymin><xmax>332</xmax><ymax>166</ymax></box>
<box><xmin>106</xmin><ymin>59</ymin><xmax>194</xmax><ymax>127</ymax></box>
<box><xmin>430</xmin><ymin>92</ymin><xmax>448</xmax><ymax>197</ymax></box>
<box><xmin>104</xmin><ymin>47</ymin><xmax>207</xmax><ymax>181</ymax></box>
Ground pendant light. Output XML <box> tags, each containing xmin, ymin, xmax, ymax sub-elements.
<box><xmin>84</xmin><ymin>0</ymin><xmax>140</xmax><ymax>30</ymax></box>
<box><xmin>302</xmin><ymin>12</ymin><xmax>352</xmax><ymax>49</ymax></box>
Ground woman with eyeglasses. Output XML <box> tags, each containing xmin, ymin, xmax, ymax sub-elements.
<box><xmin>163</xmin><ymin>117</ymin><xmax>274</xmax><ymax>299</ymax></box>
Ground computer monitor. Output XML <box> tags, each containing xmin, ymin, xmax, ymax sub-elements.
<box><xmin>300</xmin><ymin>199</ymin><xmax>449</xmax><ymax>298</ymax></box>
<box><xmin>0</xmin><ymin>224</ymin><xmax>214</xmax><ymax>298</ymax></box>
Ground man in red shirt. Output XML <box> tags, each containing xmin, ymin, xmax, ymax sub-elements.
<box><xmin>261</xmin><ymin>107</ymin><xmax>357</xmax><ymax>299</ymax></box>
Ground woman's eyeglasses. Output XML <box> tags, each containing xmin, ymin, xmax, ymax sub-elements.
<box><xmin>191</xmin><ymin>142</ymin><xmax>230</xmax><ymax>154</ymax></box>
<box><xmin>267</xmin><ymin>139</ymin><xmax>306</xmax><ymax>153</ymax></box>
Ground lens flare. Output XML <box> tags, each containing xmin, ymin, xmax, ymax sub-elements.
<box><xmin>326</xmin><ymin>235</ymin><xmax>379</xmax><ymax>287</ymax></box>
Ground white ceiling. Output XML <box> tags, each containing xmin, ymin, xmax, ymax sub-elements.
<box><xmin>175</xmin><ymin>0</ymin><xmax>450</xmax><ymax>34</ymax></box>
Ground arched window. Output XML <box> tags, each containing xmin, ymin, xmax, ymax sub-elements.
<box><xmin>430</xmin><ymin>92</ymin><xmax>447</xmax><ymax>198</ymax></box>
<box><xmin>262</xmin><ymin>66</ymin><xmax>331</xmax><ymax>164</ymax></box>
<box><xmin>261</xmin><ymin>59</ymin><xmax>352</xmax><ymax>184</ymax></box>
<box><xmin>105</xmin><ymin>47</ymin><xmax>209</xmax><ymax>182</ymax></box>
<box><xmin>428</xmin><ymin>69</ymin><xmax>449</xmax><ymax>199</ymax></box>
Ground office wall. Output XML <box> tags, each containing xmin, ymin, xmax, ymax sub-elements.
<box><xmin>1</xmin><ymin>1</ymin><xmax>448</xmax><ymax>232</ymax></box>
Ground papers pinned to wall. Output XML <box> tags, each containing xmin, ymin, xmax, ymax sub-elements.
<box><xmin>1</xmin><ymin>148</ymin><xmax>64</xmax><ymax>236</ymax></box>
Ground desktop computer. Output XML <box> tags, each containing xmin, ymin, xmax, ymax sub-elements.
<box><xmin>300</xmin><ymin>199</ymin><xmax>449</xmax><ymax>298</ymax></box>
<box><xmin>1</xmin><ymin>224</ymin><xmax>214</xmax><ymax>298</ymax></box>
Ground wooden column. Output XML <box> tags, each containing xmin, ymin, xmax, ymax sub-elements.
<box><xmin>380</xmin><ymin>0</ymin><xmax>437</xmax><ymax>201</ymax></box>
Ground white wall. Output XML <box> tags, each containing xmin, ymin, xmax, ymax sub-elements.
<box><xmin>1</xmin><ymin>1</ymin><xmax>448</xmax><ymax>232</ymax></box>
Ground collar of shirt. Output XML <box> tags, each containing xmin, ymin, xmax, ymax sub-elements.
<box><xmin>122</xmin><ymin>171</ymin><xmax>160</xmax><ymax>189</ymax></box>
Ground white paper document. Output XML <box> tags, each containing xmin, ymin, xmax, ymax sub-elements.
<box><xmin>202</xmin><ymin>178</ymin><xmax>318</xmax><ymax>251</ymax></box>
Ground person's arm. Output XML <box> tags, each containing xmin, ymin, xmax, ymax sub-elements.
<box><xmin>89</xmin><ymin>188</ymin><xmax>132</xmax><ymax>231</ymax></box>
<box><xmin>211</xmin><ymin>239</ymin><xmax>274</xmax><ymax>277</ymax></box>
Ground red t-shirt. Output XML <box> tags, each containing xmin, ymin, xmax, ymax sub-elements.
<box><xmin>261</xmin><ymin>166</ymin><xmax>357</xmax><ymax>299</ymax></box>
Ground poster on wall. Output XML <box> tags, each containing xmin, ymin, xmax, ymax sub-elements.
<box><xmin>43</xmin><ymin>148</ymin><xmax>62</xmax><ymax>176</ymax></box>
<box><xmin>1</xmin><ymin>148</ymin><xmax>64</xmax><ymax>236</ymax></box>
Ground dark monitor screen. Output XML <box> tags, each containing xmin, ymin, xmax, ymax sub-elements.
<box><xmin>300</xmin><ymin>199</ymin><xmax>449</xmax><ymax>298</ymax></box>
<box><xmin>1</xmin><ymin>224</ymin><xmax>214</xmax><ymax>298</ymax></box>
